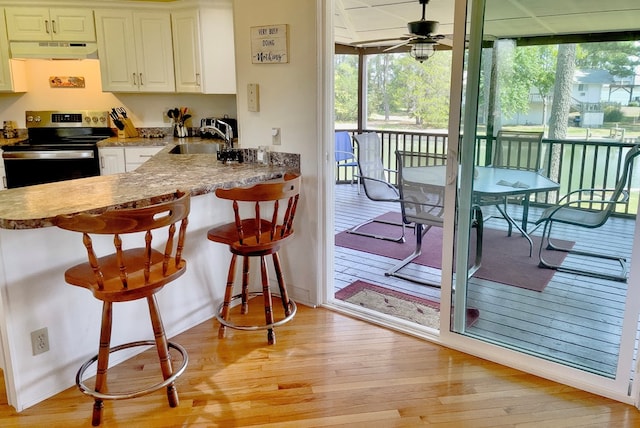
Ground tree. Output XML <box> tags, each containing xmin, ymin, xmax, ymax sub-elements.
<box><xmin>576</xmin><ymin>41</ymin><xmax>640</xmax><ymax>79</ymax></box>
<box><xmin>515</xmin><ymin>45</ymin><xmax>557</xmax><ymax>131</ymax></box>
<box><xmin>389</xmin><ymin>52</ymin><xmax>452</xmax><ymax>128</ymax></box>
<box><xmin>334</xmin><ymin>55</ymin><xmax>359</xmax><ymax>122</ymax></box>
<box><xmin>367</xmin><ymin>54</ymin><xmax>396</xmax><ymax>121</ymax></box>
<box><xmin>548</xmin><ymin>44</ymin><xmax>577</xmax><ymax>185</ymax></box>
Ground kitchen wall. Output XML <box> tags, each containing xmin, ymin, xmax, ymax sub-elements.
<box><xmin>233</xmin><ymin>0</ymin><xmax>325</xmax><ymax>305</ymax></box>
<box><xmin>0</xmin><ymin>59</ymin><xmax>237</xmax><ymax>129</ymax></box>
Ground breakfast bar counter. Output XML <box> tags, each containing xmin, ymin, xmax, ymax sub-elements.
<box><xmin>0</xmin><ymin>143</ymin><xmax>300</xmax><ymax>412</ymax></box>
<box><xmin>0</xmin><ymin>142</ymin><xmax>300</xmax><ymax>229</ymax></box>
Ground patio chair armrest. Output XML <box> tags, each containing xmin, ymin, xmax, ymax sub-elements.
<box><xmin>557</xmin><ymin>187</ymin><xmax>621</xmax><ymax>204</ymax></box>
<box><xmin>360</xmin><ymin>175</ymin><xmax>397</xmax><ymax>190</ymax></box>
<box><xmin>543</xmin><ymin>189</ymin><xmax>630</xmax><ymax>220</ymax></box>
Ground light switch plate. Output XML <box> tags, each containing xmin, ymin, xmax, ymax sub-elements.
<box><xmin>248</xmin><ymin>83</ymin><xmax>260</xmax><ymax>112</ymax></box>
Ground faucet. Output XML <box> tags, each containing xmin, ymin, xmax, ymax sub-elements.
<box><xmin>214</xmin><ymin>119</ymin><xmax>234</xmax><ymax>148</ymax></box>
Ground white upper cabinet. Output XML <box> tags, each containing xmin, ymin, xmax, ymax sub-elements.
<box><xmin>171</xmin><ymin>4</ymin><xmax>236</xmax><ymax>94</ymax></box>
<box><xmin>171</xmin><ymin>10</ymin><xmax>203</xmax><ymax>93</ymax></box>
<box><xmin>5</xmin><ymin>8</ymin><xmax>95</xmax><ymax>42</ymax></box>
<box><xmin>0</xmin><ymin>9</ymin><xmax>27</xmax><ymax>93</ymax></box>
<box><xmin>95</xmin><ymin>10</ymin><xmax>175</xmax><ymax>93</ymax></box>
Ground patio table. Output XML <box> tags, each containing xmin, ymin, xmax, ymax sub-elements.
<box><xmin>402</xmin><ymin>165</ymin><xmax>560</xmax><ymax>254</ymax></box>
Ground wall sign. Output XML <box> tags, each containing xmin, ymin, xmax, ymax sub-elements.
<box><xmin>251</xmin><ymin>24</ymin><xmax>289</xmax><ymax>64</ymax></box>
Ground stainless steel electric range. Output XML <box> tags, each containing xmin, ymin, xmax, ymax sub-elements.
<box><xmin>2</xmin><ymin>110</ymin><xmax>112</xmax><ymax>188</ymax></box>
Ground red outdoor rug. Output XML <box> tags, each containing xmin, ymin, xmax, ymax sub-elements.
<box><xmin>335</xmin><ymin>280</ymin><xmax>479</xmax><ymax>328</ymax></box>
<box><xmin>335</xmin><ymin>212</ymin><xmax>574</xmax><ymax>292</ymax></box>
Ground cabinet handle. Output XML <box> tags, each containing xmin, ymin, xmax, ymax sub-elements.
<box><xmin>139</xmin><ymin>73</ymin><xmax>143</xmax><ymax>86</ymax></box>
<box><xmin>196</xmin><ymin>73</ymin><xmax>201</xmax><ymax>86</ymax></box>
<box><xmin>51</xmin><ymin>20</ymin><xmax>57</xmax><ymax>34</ymax></box>
<box><xmin>132</xmin><ymin>73</ymin><xmax>138</xmax><ymax>85</ymax></box>
<box><xmin>45</xmin><ymin>20</ymin><xmax>50</xmax><ymax>34</ymax></box>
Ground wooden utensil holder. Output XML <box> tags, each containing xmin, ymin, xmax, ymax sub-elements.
<box><xmin>118</xmin><ymin>117</ymin><xmax>139</xmax><ymax>138</ymax></box>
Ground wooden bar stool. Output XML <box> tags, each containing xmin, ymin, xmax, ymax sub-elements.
<box><xmin>54</xmin><ymin>191</ymin><xmax>190</xmax><ymax>426</ymax></box>
<box><xmin>208</xmin><ymin>173</ymin><xmax>301</xmax><ymax>345</ymax></box>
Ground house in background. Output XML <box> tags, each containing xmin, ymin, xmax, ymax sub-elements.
<box><xmin>605</xmin><ymin>70</ymin><xmax>640</xmax><ymax>105</ymax></box>
<box><xmin>573</xmin><ymin>69</ymin><xmax>613</xmax><ymax>128</ymax></box>
<box><xmin>506</xmin><ymin>68</ymin><xmax>614</xmax><ymax>128</ymax></box>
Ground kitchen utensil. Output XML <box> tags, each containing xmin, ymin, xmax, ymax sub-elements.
<box><xmin>110</xmin><ymin>109</ymin><xmax>125</xmax><ymax>130</ymax></box>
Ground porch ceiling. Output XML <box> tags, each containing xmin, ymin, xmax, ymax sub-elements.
<box><xmin>335</xmin><ymin>0</ymin><xmax>640</xmax><ymax>47</ymax></box>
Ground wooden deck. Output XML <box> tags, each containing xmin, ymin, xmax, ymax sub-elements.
<box><xmin>333</xmin><ymin>183</ymin><xmax>635</xmax><ymax>378</ymax></box>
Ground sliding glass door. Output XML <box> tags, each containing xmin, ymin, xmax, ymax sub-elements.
<box><xmin>447</xmin><ymin>0</ymin><xmax>640</xmax><ymax>402</ymax></box>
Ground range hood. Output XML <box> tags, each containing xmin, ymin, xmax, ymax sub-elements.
<box><xmin>9</xmin><ymin>41</ymin><xmax>98</xmax><ymax>60</ymax></box>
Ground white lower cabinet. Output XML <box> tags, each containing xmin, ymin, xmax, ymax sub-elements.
<box><xmin>125</xmin><ymin>146</ymin><xmax>163</xmax><ymax>172</ymax></box>
<box><xmin>99</xmin><ymin>147</ymin><xmax>126</xmax><ymax>175</ymax></box>
<box><xmin>100</xmin><ymin>146</ymin><xmax>164</xmax><ymax>174</ymax></box>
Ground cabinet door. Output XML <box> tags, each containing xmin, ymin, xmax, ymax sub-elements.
<box><xmin>99</xmin><ymin>148</ymin><xmax>126</xmax><ymax>175</ymax></box>
<box><xmin>199</xmin><ymin>5</ymin><xmax>236</xmax><ymax>94</ymax></box>
<box><xmin>172</xmin><ymin>10</ymin><xmax>202</xmax><ymax>93</ymax></box>
<box><xmin>133</xmin><ymin>12</ymin><xmax>175</xmax><ymax>93</ymax></box>
<box><xmin>0</xmin><ymin>11</ymin><xmax>27</xmax><ymax>93</ymax></box>
<box><xmin>5</xmin><ymin>8</ymin><xmax>94</xmax><ymax>42</ymax></box>
<box><xmin>5</xmin><ymin>7</ymin><xmax>50</xmax><ymax>41</ymax></box>
<box><xmin>49</xmin><ymin>9</ymin><xmax>95</xmax><ymax>42</ymax></box>
<box><xmin>125</xmin><ymin>146</ymin><xmax>163</xmax><ymax>172</ymax></box>
<box><xmin>94</xmin><ymin>10</ymin><xmax>138</xmax><ymax>92</ymax></box>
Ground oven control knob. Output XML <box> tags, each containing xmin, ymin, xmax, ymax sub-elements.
<box><xmin>92</xmin><ymin>116</ymin><xmax>99</xmax><ymax>123</ymax></box>
<box><xmin>34</xmin><ymin>115</ymin><xmax>41</xmax><ymax>123</ymax></box>
<box><xmin>26</xmin><ymin>115</ymin><xmax>34</xmax><ymax>123</ymax></box>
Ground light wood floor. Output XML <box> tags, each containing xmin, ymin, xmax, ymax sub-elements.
<box><xmin>1</xmin><ymin>303</ymin><xmax>639</xmax><ymax>427</ymax></box>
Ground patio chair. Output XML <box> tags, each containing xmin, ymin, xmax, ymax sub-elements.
<box><xmin>478</xmin><ymin>130</ymin><xmax>545</xmax><ymax>237</ymax></box>
<box><xmin>335</xmin><ymin>131</ymin><xmax>359</xmax><ymax>190</ymax></box>
<box><xmin>346</xmin><ymin>132</ymin><xmax>406</xmax><ymax>242</ymax></box>
<box><xmin>535</xmin><ymin>144</ymin><xmax>640</xmax><ymax>282</ymax></box>
<box><xmin>386</xmin><ymin>150</ymin><xmax>483</xmax><ymax>286</ymax></box>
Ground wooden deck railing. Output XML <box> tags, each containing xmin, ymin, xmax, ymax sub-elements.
<box><xmin>335</xmin><ymin>129</ymin><xmax>640</xmax><ymax>216</ymax></box>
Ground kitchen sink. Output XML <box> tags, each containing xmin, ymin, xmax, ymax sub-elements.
<box><xmin>169</xmin><ymin>143</ymin><xmax>220</xmax><ymax>154</ymax></box>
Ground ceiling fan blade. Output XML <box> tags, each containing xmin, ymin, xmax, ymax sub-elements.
<box><xmin>352</xmin><ymin>36</ymin><xmax>411</xmax><ymax>47</ymax></box>
<box><xmin>437</xmin><ymin>37</ymin><xmax>453</xmax><ymax>48</ymax></box>
<box><xmin>383</xmin><ymin>39</ymin><xmax>414</xmax><ymax>52</ymax></box>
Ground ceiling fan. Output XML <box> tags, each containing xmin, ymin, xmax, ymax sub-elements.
<box><xmin>352</xmin><ymin>0</ymin><xmax>448</xmax><ymax>62</ymax></box>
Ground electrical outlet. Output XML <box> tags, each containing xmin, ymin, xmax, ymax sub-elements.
<box><xmin>31</xmin><ymin>327</ymin><xmax>49</xmax><ymax>355</ymax></box>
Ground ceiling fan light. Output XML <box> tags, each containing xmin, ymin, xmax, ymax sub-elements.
<box><xmin>410</xmin><ymin>41</ymin><xmax>435</xmax><ymax>62</ymax></box>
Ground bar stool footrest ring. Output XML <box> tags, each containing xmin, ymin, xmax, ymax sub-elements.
<box><xmin>216</xmin><ymin>291</ymin><xmax>297</xmax><ymax>331</ymax></box>
<box><xmin>76</xmin><ymin>340</ymin><xmax>189</xmax><ymax>401</ymax></box>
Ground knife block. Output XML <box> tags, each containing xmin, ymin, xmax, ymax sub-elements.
<box><xmin>118</xmin><ymin>118</ymin><xmax>139</xmax><ymax>138</ymax></box>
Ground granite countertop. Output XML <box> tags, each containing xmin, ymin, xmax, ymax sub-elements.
<box><xmin>0</xmin><ymin>141</ymin><xmax>300</xmax><ymax>230</ymax></box>
<box><xmin>97</xmin><ymin>136</ymin><xmax>227</xmax><ymax>147</ymax></box>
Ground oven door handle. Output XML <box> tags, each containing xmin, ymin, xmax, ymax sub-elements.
<box><xmin>2</xmin><ymin>150</ymin><xmax>96</xmax><ymax>160</ymax></box>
